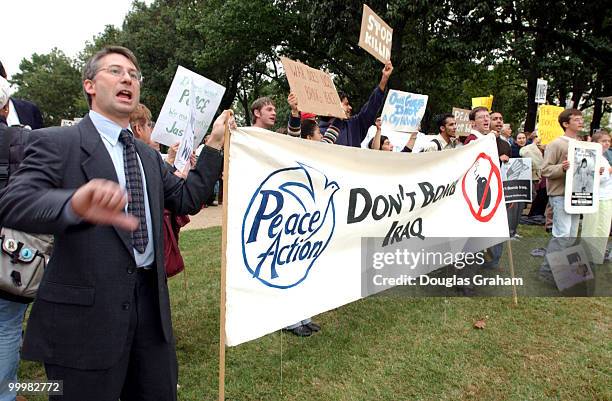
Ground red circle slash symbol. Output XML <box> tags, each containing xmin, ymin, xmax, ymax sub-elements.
<box><xmin>461</xmin><ymin>152</ymin><xmax>503</xmax><ymax>222</ymax></box>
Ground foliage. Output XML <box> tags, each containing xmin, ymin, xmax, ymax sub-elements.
<box><xmin>11</xmin><ymin>49</ymin><xmax>87</xmax><ymax>126</ymax></box>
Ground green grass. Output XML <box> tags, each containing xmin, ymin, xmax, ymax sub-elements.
<box><xmin>19</xmin><ymin>226</ymin><xmax>612</xmax><ymax>400</ymax></box>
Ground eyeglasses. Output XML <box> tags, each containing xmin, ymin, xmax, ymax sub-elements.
<box><xmin>96</xmin><ymin>65</ymin><xmax>143</xmax><ymax>83</ymax></box>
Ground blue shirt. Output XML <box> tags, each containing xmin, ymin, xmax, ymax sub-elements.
<box><xmin>88</xmin><ymin>111</ymin><xmax>155</xmax><ymax>267</ymax></box>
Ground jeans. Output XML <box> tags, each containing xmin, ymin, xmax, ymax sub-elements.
<box><xmin>0</xmin><ymin>299</ymin><xmax>28</xmax><ymax>401</ymax></box>
<box><xmin>541</xmin><ymin>196</ymin><xmax>580</xmax><ymax>274</ymax></box>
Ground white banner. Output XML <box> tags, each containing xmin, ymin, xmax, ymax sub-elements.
<box><xmin>225</xmin><ymin>129</ymin><xmax>508</xmax><ymax>346</ymax></box>
<box><xmin>565</xmin><ymin>140</ymin><xmax>602</xmax><ymax>214</ymax></box>
<box><xmin>151</xmin><ymin>66</ymin><xmax>225</xmax><ymax>147</ymax></box>
<box><xmin>380</xmin><ymin>90</ymin><xmax>428</xmax><ymax>133</ymax></box>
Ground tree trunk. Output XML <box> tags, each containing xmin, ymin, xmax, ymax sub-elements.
<box><xmin>590</xmin><ymin>79</ymin><xmax>603</xmax><ymax>132</ymax></box>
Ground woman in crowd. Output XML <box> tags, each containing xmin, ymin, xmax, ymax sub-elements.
<box><xmin>511</xmin><ymin>132</ymin><xmax>527</xmax><ymax>158</ymax></box>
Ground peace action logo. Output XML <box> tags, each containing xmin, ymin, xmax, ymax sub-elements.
<box><xmin>461</xmin><ymin>153</ymin><xmax>503</xmax><ymax>222</ymax></box>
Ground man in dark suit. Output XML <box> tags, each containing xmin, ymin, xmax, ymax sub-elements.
<box><xmin>0</xmin><ymin>61</ymin><xmax>44</xmax><ymax>129</ymax></box>
<box><xmin>0</xmin><ymin>46</ymin><xmax>228</xmax><ymax>401</ymax></box>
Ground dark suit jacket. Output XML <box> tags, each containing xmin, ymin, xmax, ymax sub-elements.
<box><xmin>10</xmin><ymin>98</ymin><xmax>44</xmax><ymax>129</ymax></box>
<box><xmin>0</xmin><ymin>115</ymin><xmax>222</xmax><ymax>369</ymax></box>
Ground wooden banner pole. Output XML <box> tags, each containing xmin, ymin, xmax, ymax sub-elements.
<box><xmin>506</xmin><ymin>239</ymin><xmax>518</xmax><ymax>306</ymax></box>
<box><xmin>219</xmin><ymin>111</ymin><xmax>233</xmax><ymax>401</ymax></box>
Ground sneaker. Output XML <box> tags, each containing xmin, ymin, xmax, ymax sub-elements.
<box><xmin>513</xmin><ymin>233</ymin><xmax>523</xmax><ymax>239</ymax></box>
<box><xmin>530</xmin><ymin>248</ymin><xmax>547</xmax><ymax>257</ymax></box>
<box><xmin>283</xmin><ymin>325</ymin><xmax>312</xmax><ymax>337</ymax></box>
<box><xmin>306</xmin><ymin>322</ymin><xmax>321</xmax><ymax>332</ymax></box>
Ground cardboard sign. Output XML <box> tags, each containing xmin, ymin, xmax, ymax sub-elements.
<box><xmin>546</xmin><ymin>244</ymin><xmax>594</xmax><ymax>291</ymax></box>
<box><xmin>358</xmin><ymin>4</ymin><xmax>393</xmax><ymax>63</ymax></box>
<box><xmin>471</xmin><ymin>95</ymin><xmax>494</xmax><ymax>112</ymax></box>
<box><xmin>380</xmin><ymin>90</ymin><xmax>428</xmax><ymax>133</ymax></box>
<box><xmin>280</xmin><ymin>57</ymin><xmax>345</xmax><ymax>119</ymax></box>
<box><xmin>535</xmin><ymin>78</ymin><xmax>548</xmax><ymax>104</ymax></box>
<box><xmin>537</xmin><ymin>105</ymin><xmax>564</xmax><ymax>145</ymax></box>
<box><xmin>501</xmin><ymin>158</ymin><xmax>533</xmax><ymax>203</ymax></box>
<box><xmin>452</xmin><ymin>107</ymin><xmax>471</xmax><ymax>136</ymax></box>
<box><xmin>565</xmin><ymin>140</ymin><xmax>602</xmax><ymax>214</ymax></box>
<box><xmin>151</xmin><ymin>66</ymin><xmax>225</xmax><ymax>147</ymax></box>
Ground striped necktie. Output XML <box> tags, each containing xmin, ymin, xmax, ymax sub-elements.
<box><xmin>118</xmin><ymin>129</ymin><xmax>148</xmax><ymax>253</ymax></box>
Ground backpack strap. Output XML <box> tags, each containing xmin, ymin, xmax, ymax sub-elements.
<box><xmin>0</xmin><ymin>126</ymin><xmax>26</xmax><ymax>188</ymax></box>
<box><xmin>0</xmin><ymin>125</ymin><xmax>11</xmax><ymax>188</ymax></box>
<box><xmin>431</xmin><ymin>138</ymin><xmax>442</xmax><ymax>151</ymax></box>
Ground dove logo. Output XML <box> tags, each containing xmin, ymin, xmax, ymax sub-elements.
<box><xmin>242</xmin><ymin>163</ymin><xmax>340</xmax><ymax>289</ymax></box>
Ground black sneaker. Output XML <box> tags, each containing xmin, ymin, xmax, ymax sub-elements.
<box><xmin>306</xmin><ymin>322</ymin><xmax>321</xmax><ymax>332</ymax></box>
<box><xmin>283</xmin><ymin>325</ymin><xmax>312</xmax><ymax>337</ymax></box>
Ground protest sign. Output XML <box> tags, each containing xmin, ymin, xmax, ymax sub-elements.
<box><xmin>280</xmin><ymin>57</ymin><xmax>345</xmax><ymax>119</ymax></box>
<box><xmin>380</xmin><ymin>90</ymin><xmax>428</xmax><ymax>133</ymax></box>
<box><xmin>60</xmin><ymin>118</ymin><xmax>83</xmax><ymax>127</ymax></box>
<box><xmin>358</xmin><ymin>4</ymin><xmax>393</xmax><ymax>63</ymax></box>
<box><xmin>501</xmin><ymin>158</ymin><xmax>532</xmax><ymax>203</ymax></box>
<box><xmin>535</xmin><ymin>79</ymin><xmax>548</xmax><ymax>104</ymax></box>
<box><xmin>360</xmin><ymin>126</ymin><xmax>431</xmax><ymax>152</ymax></box>
<box><xmin>471</xmin><ymin>95</ymin><xmax>494</xmax><ymax>111</ymax></box>
<box><xmin>537</xmin><ymin>105</ymin><xmax>564</xmax><ymax>145</ymax></box>
<box><xmin>452</xmin><ymin>107</ymin><xmax>471</xmax><ymax>136</ymax></box>
<box><xmin>174</xmin><ymin>79</ymin><xmax>197</xmax><ymax>172</ymax></box>
<box><xmin>565</xmin><ymin>140</ymin><xmax>602</xmax><ymax>214</ymax></box>
<box><xmin>546</xmin><ymin>244</ymin><xmax>594</xmax><ymax>291</ymax></box>
<box><xmin>223</xmin><ymin>130</ymin><xmax>508</xmax><ymax>346</ymax></box>
<box><xmin>151</xmin><ymin>66</ymin><xmax>225</xmax><ymax>147</ymax></box>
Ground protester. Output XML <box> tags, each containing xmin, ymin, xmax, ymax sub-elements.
<box><xmin>0</xmin><ymin>46</ymin><xmax>230</xmax><ymax>401</ymax></box>
<box><xmin>520</xmin><ymin>135</ymin><xmax>548</xmax><ymax>218</ymax></box>
<box><xmin>0</xmin><ymin>61</ymin><xmax>43</xmax><ymax>130</ymax></box>
<box><xmin>251</xmin><ymin>96</ymin><xmax>276</xmax><ymax>129</ymax></box>
<box><xmin>286</xmin><ymin>92</ymin><xmax>340</xmax><ymax>144</ymax></box>
<box><xmin>319</xmin><ymin>62</ymin><xmax>393</xmax><ymax>147</ymax></box>
<box><xmin>368</xmin><ymin>118</ymin><xmax>393</xmax><ymax>151</ymax></box>
<box><xmin>284</xmin><ymin>96</ymin><xmax>340</xmax><ymax>336</ymax></box>
<box><xmin>582</xmin><ymin>130</ymin><xmax>612</xmax><ymax>264</ymax></box>
<box><xmin>0</xmin><ymin>75</ymin><xmax>33</xmax><ymax>401</ymax></box>
<box><xmin>539</xmin><ymin>108</ymin><xmax>583</xmax><ymax>283</ymax></box>
<box><xmin>420</xmin><ymin>113</ymin><xmax>458</xmax><ymax>152</ymax></box>
<box><xmin>463</xmin><ymin>107</ymin><xmax>491</xmax><ymax>144</ymax></box>
<box><xmin>500</xmin><ymin>123</ymin><xmax>514</xmax><ymax>145</ymax></box>
<box><xmin>511</xmin><ymin>132</ymin><xmax>527</xmax><ymax>158</ymax></box>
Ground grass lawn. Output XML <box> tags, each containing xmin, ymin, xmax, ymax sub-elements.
<box><xmin>19</xmin><ymin>225</ymin><xmax>611</xmax><ymax>400</ymax></box>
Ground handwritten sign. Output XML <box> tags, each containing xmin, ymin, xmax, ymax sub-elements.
<box><xmin>151</xmin><ymin>66</ymin><xmax>225</xmax><ymax>147</ymax></box>
<box><xmin>452</xmin><ymin>107</ymin><xmax>471</xmax><ymax>136</ymax></box>
<box><xmin>358</xmin><ymin>4</ymin><xmax>393</xmax><ymax>63</ymax></box>
<box><xmin>537</xmin><ymin>105</ymin><xmax>564</xmax><ymax>145</ymax></box>
<box><xmin>280</xmin><ymin>57</ymin><xmax>345</xmax><ymax>119</ymax></box>
<box><xmin>380</xmin><ymin>90</ymin><xmax>427</xmax><ymax>133</ymax></box>
<box><xmin>535</xmin><ymin>79</ymin><xmax>548</xmax><ymax>104</ymax></box>
<box><xmin>471</xmin><ymin>95</ymin><xmax>494</xmax><ymax>112</ymax></box>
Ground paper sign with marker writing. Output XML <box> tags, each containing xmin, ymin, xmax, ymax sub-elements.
<box><xmin>535</xmin><ymin>79</ymin><xmax>548</xmax><ymax>104</ymax></box>
<box><xmin>151</xmin><ymin>66</ymin><xmax>225</xmax><ymax>147</ymax></box>
<box><xmin>280</xmin><ymin>57</ymin><xmax>345</xmax><ymax>119</ymax></box>
<box><xmin>471</xmin><ymin>95</ymin><xmax>494</xmax><ymax>112</ymax></box>
<box><xmin>358</xmin><ymin>4</ymin><xmax>393</xmax><ymax>63</ymax></box>
<box><xmin>380</xmin><ymin>90</ymin><xmax>428</xmax><ymax>133</ymax></box>
<box><xmin>452</xmin><ymin>107</ymin><xmax>471</xmax><ymax>136</ymax></box>
<box><xmin>537</xmin><ymin>105</ymin><xmax>564</xmax><ymax>145</ymax></box>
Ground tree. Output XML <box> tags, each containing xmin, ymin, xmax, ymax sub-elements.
<box><xmin>11</xmin><ymin>49</ymin><xmax>87</xmax><ymax>126</ymax></box>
